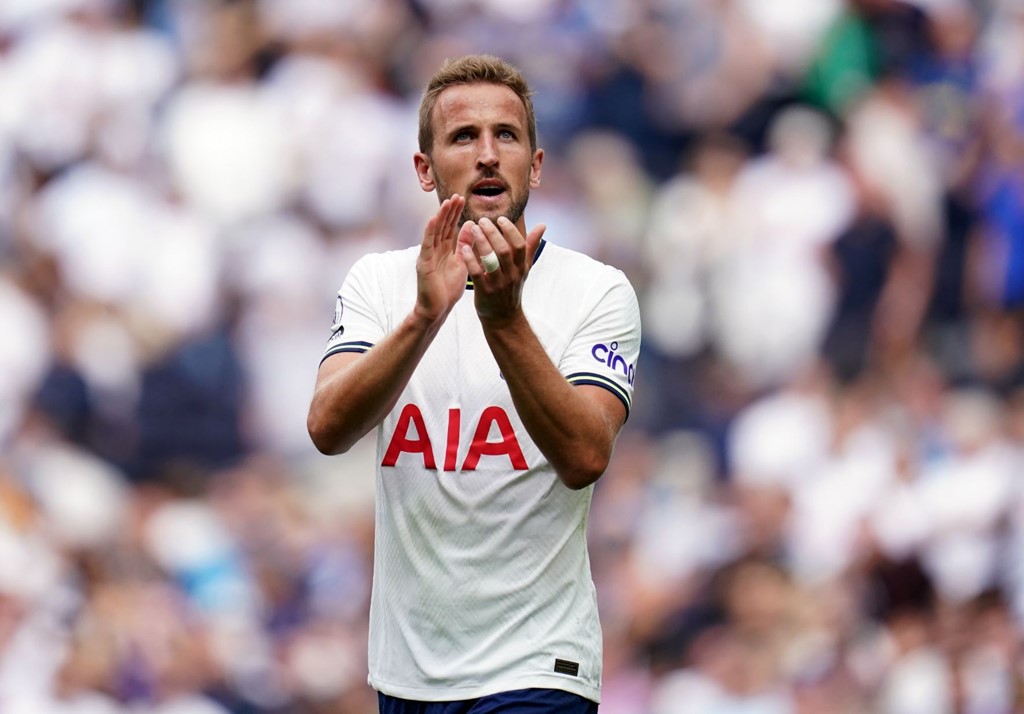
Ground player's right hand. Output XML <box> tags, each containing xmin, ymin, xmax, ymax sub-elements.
<box><xmin>414</xmin><ymin>195</ymin><xmax>469</xmax><ymax>324</ymax></box>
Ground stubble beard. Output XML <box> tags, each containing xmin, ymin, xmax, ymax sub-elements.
<box><xmin>435</xmin><ymin>172</ymin><xmax>531</xmax><ymax>228</ymax></box>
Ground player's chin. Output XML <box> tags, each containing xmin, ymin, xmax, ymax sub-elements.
<box><xmin>464</xmin><ymin>206</ymin><xmax>507</xmax><ymax>226</ymax></box>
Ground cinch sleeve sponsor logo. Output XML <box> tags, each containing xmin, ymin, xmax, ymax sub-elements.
<box><xmin>591</xmin><ymin>341</ymin><xmax>636</xmax><ymax>386</ymax></box>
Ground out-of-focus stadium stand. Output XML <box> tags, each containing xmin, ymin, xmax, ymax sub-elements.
<box><xmin>1</xmin><ymin>0</ymin><xmax>1024</xmax><ymax>711</ymax></box>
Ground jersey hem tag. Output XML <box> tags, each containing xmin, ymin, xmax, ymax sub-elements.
<box><xmin>553</xmin><ymin>659</ymin><xmax>579</xmax><ymax>677</ymax></box>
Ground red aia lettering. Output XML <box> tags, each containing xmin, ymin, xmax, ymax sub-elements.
<box><xmin>381</xmin><ymin>405</ymin><xmax>528</xmax><ymax>472</ymax></box>
<box><xmin>381</xmin><ymin>403</ymin><xmax>436</xmax><ymax>469</ymax></box>
<box><xmin>444</xmin><ymin>408</ymin><xmax>460</xmax><ymax>472</ymax></box>
<box><xmin>461</xmin><ymin>406</ymin><xmax>528</xmax><ymax>471</ymax></box>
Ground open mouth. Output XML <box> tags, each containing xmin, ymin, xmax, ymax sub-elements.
<box><xmin>471</xmin><ymin>180</ymin><xmax>507</xmax><ymax>198</ymax></box>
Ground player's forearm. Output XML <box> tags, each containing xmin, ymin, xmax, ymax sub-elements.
<box><xmin>307</xmin><ymin>311</ymin><xmax>444</xmax><ymax>455</ymax></box>
<box><xmin>481</xmin><ymin>312</ymin><xmax>617</xmax><ymax>489</ymax></box>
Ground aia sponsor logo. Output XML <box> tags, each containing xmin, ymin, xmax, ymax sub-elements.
<box><xmin>382</xmin><ymin>404</ymin><xmax>527</xmax><ymax>472</ymax></box>
<box><xmin>591</xmin><ymin>341</ymin><xmax>636</xmax><ymax>385</ymax></box>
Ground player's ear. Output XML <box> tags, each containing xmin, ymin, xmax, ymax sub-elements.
<box><xmin>529</xmin><ymin>148</ymin><xmax>543</xmax><ymax>189</ymax></box>
<box><xmin>414</xmin><ymin>153</ymin><xmax>435</xmax><ymax>192</ymax></box>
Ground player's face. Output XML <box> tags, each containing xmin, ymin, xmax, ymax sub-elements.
<box><xmin>416</xmin><ymin>83</ymin><xmax>543</xmax><ymax>229</ymax></box>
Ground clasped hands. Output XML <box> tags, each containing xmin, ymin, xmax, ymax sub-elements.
<box><xmin>415</xmin><ymin>194</ymin><xmax>546</xmax><ymax>325</ymax></box>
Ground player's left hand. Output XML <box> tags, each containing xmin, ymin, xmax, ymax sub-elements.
<box><xmin>459</xmin><ymin>216</ymin><xmax>546</xmax><ymax>323</ymax></box>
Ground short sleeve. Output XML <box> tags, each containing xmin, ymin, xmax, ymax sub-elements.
<box><xmin>320</xmin><ymin>254</ymin><xmax>388</xmax><ymax>364</ymax></box>
<box><xmin>560</xmin><ymin>270</ymin><xmax>642</xmax><ymax>418</ymax></box>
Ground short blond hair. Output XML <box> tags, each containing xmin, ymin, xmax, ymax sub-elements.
<box><xmin>417</xmin><ymin>54</ymin><xmax>537</xmax><ymax>154</ymax></box>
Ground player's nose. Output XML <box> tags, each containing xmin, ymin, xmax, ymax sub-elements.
<box><xmin>477</xmin><ymin>134</ymin><xmax>499</xmax><ymax>167</ymax></box>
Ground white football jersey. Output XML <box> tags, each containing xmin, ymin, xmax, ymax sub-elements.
<box><xmin>321</xmin><ymin>239</ymin><xmax>641</xmax><ymax>703</ymax></box>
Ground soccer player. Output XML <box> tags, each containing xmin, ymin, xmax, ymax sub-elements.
<box><xmin>307</xmin><ymin>54</ymin><xmax>641</xmax><ymax>713</ymax></box>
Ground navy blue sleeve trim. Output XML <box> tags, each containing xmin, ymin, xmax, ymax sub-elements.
<box><xmin>320</xmin><ymin>342</ymin><xmax>373</xmax><ymax>365</ymax></box>
<box><xmin>566</xmin><ymin>371</ymin><xmax>631</xmax><ymax>418</ymax></box>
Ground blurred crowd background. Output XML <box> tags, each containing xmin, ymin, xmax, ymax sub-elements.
<box><xmin>1</xmin><ymin>0</ymin><xmax>1024</xmax><ymax>711</ymax></box>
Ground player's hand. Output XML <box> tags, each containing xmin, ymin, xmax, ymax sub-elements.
<box><xmin>414</xmin><ymin>195</ymin><xmax>468</xmax><ymax>323</ymax></box>
<box><xmin>459</xmin><ymin>215</ymin><xmax>546</xmax><ymax>324</ymax></box>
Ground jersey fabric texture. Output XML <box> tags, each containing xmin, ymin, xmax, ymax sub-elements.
<box><xmin>321</xmin><ymin>239</ymin><xmax>641</xmax><ymax>704</ymax></box>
